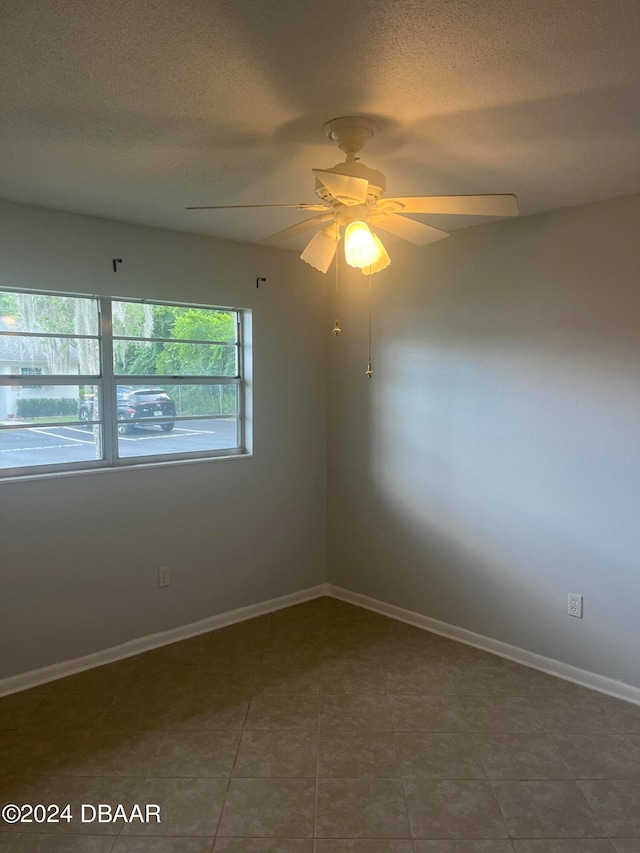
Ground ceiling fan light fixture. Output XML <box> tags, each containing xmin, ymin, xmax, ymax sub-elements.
<box><xmin>344</xmin><ymin>221</ymin><xmax>380</xmax><ymax>269</ymax></box>
<box><xmin>300</xmin><ymin>223</ymin><xmax>340</xmax><ymax>273</ymax></box>
<box><xmin>362</xmin><ymin>232</ymin><xmax>390</xmax><ymax>275</ymax></box>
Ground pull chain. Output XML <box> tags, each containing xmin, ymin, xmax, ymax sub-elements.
<box><xmin>366</xmin><ymin>266</ymin><xmax>373</xmax><ymax>378</ymax></box>
<box><xmin>333</xmin><ymin>236</ymin><xmax>341</xmax><ymax>335</ymax></box>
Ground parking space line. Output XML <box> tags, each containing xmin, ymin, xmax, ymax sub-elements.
<box><xmin>55</xmin><ymin>427</ymin><xmax>96</xmax><ymax>444</ymax></box>
<box><xmin>119</xmin><ymin>431</ymin><xmax>210</xmax><ymax>442</ymax></box>
<box><xmin>0</xmin><ymin>443</ymin><xmax>81</xmax><ymax>453</ymax></box>
<box><xmin>29</xmin><ymin>428</ymin><xmax>89</xmax><ymax>444</ymax></box>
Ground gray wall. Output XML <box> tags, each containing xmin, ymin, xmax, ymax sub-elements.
<box><xmin>328</xmin><ymin>193</ymin><xmax>640</xmax><ymax>688</ymax></box>
<box><xmin>3</xmin><ymin>193</ymin><xmax>639</xmax><ymax>690</ymax></box>
<box><xmin>0</xmin><ymin>201</ymin><xmax>328</xmax><ymax>678</ymax></box>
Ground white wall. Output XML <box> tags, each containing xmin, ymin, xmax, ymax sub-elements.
<box><xmin>328</xmin><ymin>193</ymin><xmax>640</xmax><ymax>689</ymax></box>
<box><xmin>0</xmin><ymin>201</ymin><xmax>328</xmax><ymax>678</ymax></box>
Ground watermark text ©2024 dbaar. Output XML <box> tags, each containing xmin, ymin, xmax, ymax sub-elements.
<box><xmin>1</xmin><ymin>803</ymin><xmax>161</xmax><ymax>825</ymax></box>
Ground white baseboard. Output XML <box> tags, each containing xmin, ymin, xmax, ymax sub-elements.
<box><xmin>327</xmin><ymin>584</ymin><xmax>640</xmax><ymax>706</ymax></box>
<box><xmin>0</xmin><ymin>584</ymin><xmax>329</xmax><ymax>697</ymax></box>
<box><xmin>4</xmin><ymin>581</ymin><xmax>639</xmax><ymax>707</ymax></box>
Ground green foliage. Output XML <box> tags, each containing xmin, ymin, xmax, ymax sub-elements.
<box><xmin>16</xmin><ymin>397</ymin><xmax>79</xmax><ymax>418</ymax></box>
<box><xmin>16</xmin><ymin>292</ymin><xmax>76</xmax><ymax>335</ymax></box>
<box><xmin>4</xmin><ymin>293</ymin><xmax>239</xmax><ymax>418</ymax></box>
<box><xmin>164</xmin><ymin>384</ymin><xmax>237</xmax><ymax>417</ymax></box>
<box><xmin>112</xmin><ymin>301</ymin><xmax>153</xmax><ymax>337</ymax></box>
<box><xmin>172</xmin><ymin>307</ymin><xmax>235</xmax><ymax>341</ymax></box>
<box><xmin>5</xmin><ymin>291</ymin><xmax>96</xmax><ymax>374</ymax></box>
<box><xmin>0</xmin><ymin>291</ymin><xmax>18</xmax><ymax>318</ymax></box>
<box><xmin>116</xmin><ymin>306</ymin><xmax>237</xmax><ymax>378</ymax></box>
<box><xmin>155</xmin><ymin>310</ymin><xmax>236</xmax><ymax>377</ymax></box>
<box><xmin>114</xmin><ymin>340</ymin><xmax>160</xmax><ymax>375</ymax></box>
<box><xmin>112</xmin><ymin>301</ymin><xmax>156</xmax><ymax>375</ymax></box>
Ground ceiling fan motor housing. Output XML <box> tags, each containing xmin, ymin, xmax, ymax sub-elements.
<box><xmin>316</xmin><ymin>116</ymin><xmax>385</xmax><ymax>204</ymax></box>
<box><xmin>315</xmin><ymin>160</ymin><xmax>386</xmax><ymax>203</ymax></box>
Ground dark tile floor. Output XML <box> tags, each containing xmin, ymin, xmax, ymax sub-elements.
<box><xmin>1</xmin><ymin>596</ymin><xmax>640</xmax><ymax>851</ymax></box>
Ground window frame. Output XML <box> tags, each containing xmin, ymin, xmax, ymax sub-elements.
<box><xmin>0</xmin><ymin>289</ymin><xmax>249</xmax><ymax>479</ymax></box>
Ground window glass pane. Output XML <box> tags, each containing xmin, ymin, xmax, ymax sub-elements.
<box><xmin>0</xmin><ymin>336</ymin><xmax>100</xmax><ymax>376</ymax></box>
<box><xmin>165</xmin><ymin>384</ymin><xmax>239</xmax><ymax>417</ymax></box>
<box><xmin>1</xmin><ymin>291</ymin><xmax>246</xmax><ymax>478</ymax></box>
<box><xmin>0</xmin><ymin>383</ymin><xmax>102</xmax><ymax>471</ymax></box>
<box><xmin>0</xmin><ymin>291</ymin><xmax>99</xmax><ymax>336</ymax></box>
<box><xmin>77</xmin><ymin>385</ymin><xmax>102</xmax><ymax>423</ymax></box>
<box><xmin>112</xmin><ymin>302</ymin><xmax>237</xmax><ymax>342</ymax></box>
<box><xmin>114</xmin><ymin>341</ymin><xmax>237</xmax><ymax>377</ymax></box>
<box><xmin>112</xmin><ymin>383</ymin><xmax>237</xmax><ymax>423</ymax></box>
<box><xmin>1</xmin><ymin>383</ymin><xmax>100</xmax><ymax>423</ymax></box>
<box><xmin>0</xmin><ymin>423</ymin><xmax>102</xmax><ymax>471</ymax></box>
<box><xmin>117</xmin><ymin>417</ymin><xmax>239</xmax><ymax>459</ymax></box>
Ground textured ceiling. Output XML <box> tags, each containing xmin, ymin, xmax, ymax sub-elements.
<box><xmin>1</xmin><ymin>0</ymin><xmax>640</xmax><ymax>249</ymax></box>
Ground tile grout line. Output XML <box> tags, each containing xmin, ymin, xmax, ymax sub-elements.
<box><xmin>116</xmin><ymin>726</ymin><xmax>168</xmax><ymax>844</ymax></box>
<box><xmin>385</xmin><ymin>659</ymin><xmax>415</xmax><ymax>845</ymax></box>
<box><xmin>547</xmin><ymin>726</ymin><xmax>638</xmax><ymax>846</ymax></box>
<box><xmin>438</xmin><ymin>655</ymin><xmax>520</xmax><ymax>845</ymax></box>
<box><xmin>573</xmin><ymin>778</ymin><xmax>614</xmax><ymax>845</ymax></box>
<box><xmin>317</xmin><ymin>603</ymin><xmax>337</xmax><ymax>847</ymax></box>
<box><xmin>209</xmin><ymin>621</ymin><xmax>261</xmax><ymax>843</ymax></box>
<box><xmin>313</xmin><ymin>697</ymin><xmax>320</xmax><ymax>852</ymax></box>
<box><xmin>522</xmin><ymin>692</ymin><xmax>546</xmax><ymax>733</ymax></box>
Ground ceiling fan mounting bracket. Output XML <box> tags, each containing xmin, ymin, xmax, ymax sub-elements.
<box><xmin>324</xmin><ymin>116</ymin><xmax>378</xmax><ymax>156</ymax></box>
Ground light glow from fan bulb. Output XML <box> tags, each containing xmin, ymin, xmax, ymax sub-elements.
<box><xmin>362</xmin><ymin>233</ymin><xmax>390</xmax><ymax>275</ymax></box>
<box><xmin>344</xmin><ymin>221</ymin><xmax>380</xmax><ymax>269</ymax></box>
<box><xmin>300</xmin><ymin>224</ymin><xmax>340</xmax><ymax>273</ymax></box>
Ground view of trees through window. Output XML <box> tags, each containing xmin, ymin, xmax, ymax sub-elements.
<box><xmin>112</xmin><ymin>301</ymin><xmax>238</xmax><ymax>417</ymax></box>
<box><xmin>0</xmin><ymin>289</ymin><xmax>99</xmax><ymax>376</ymax></box>
<box><xmin>0</xmin><ymin>290</ymin><xmax>244</xmax><ymax>475</ymax></box>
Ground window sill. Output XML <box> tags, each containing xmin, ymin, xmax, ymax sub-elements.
<box><xmin>0</xmin><ymin>451</ymin><xmax>253</xmax><ymax>485</ymax></box>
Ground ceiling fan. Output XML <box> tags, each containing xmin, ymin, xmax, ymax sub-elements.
<box><xmin>186</xmin><ymin>116</ymin><xmax>519</xmax><ymax>275</ymax></box>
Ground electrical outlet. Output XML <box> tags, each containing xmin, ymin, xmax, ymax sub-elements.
<box><xmin>158</xmin><ymin>566</ymin><xmax>171</xmax><ymax>588</ymax></box>
<box><xmin>568</xmin><ymin>593</ymin><xmax>583</xmax><ymax>618</ymax></box>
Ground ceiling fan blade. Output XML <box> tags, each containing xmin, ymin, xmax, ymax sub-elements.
<box><xmin>263</xmin><ymin>213</ymin><xmax>335</xmax><ymax>243</ymax></box>
<box><xmin>374</xmin><ymin>213</ymin><xmax>449</xmax><ymax>246</ymax></box>
<box><xmin>186</xmin><ymin>203</ymin><xmax>328</xmax><ymax>211</ymax></box>
<box><xmin>379</xmin><ymin>194</ymin><xmax>519</xmax><ymax>217</ymax></box>
<box><xmin>312</xmin><ymin>170</ymin><xmax>368</xmax><ymax>206</ymax></box>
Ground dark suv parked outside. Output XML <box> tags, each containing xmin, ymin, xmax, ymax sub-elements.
<box><xmin>80</xmin><ymin>386</ymin><xmax>177</xmax><ymax>434</ymax></box>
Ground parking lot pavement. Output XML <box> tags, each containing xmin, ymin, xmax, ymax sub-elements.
<box><xmin>0</xmin><ymin>419</ymin><xmax>239</xmax><ymax>470</ymax></box>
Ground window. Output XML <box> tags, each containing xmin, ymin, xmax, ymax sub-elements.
<box><xmin>0</xmin><ymin>289</ymin><xmax>248</xmax><ymax>477</ymax></box>
<box><xmin>20</xmin><ymin>367</ymin><xmax>44</xmax><ymax>390</ymax></box>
